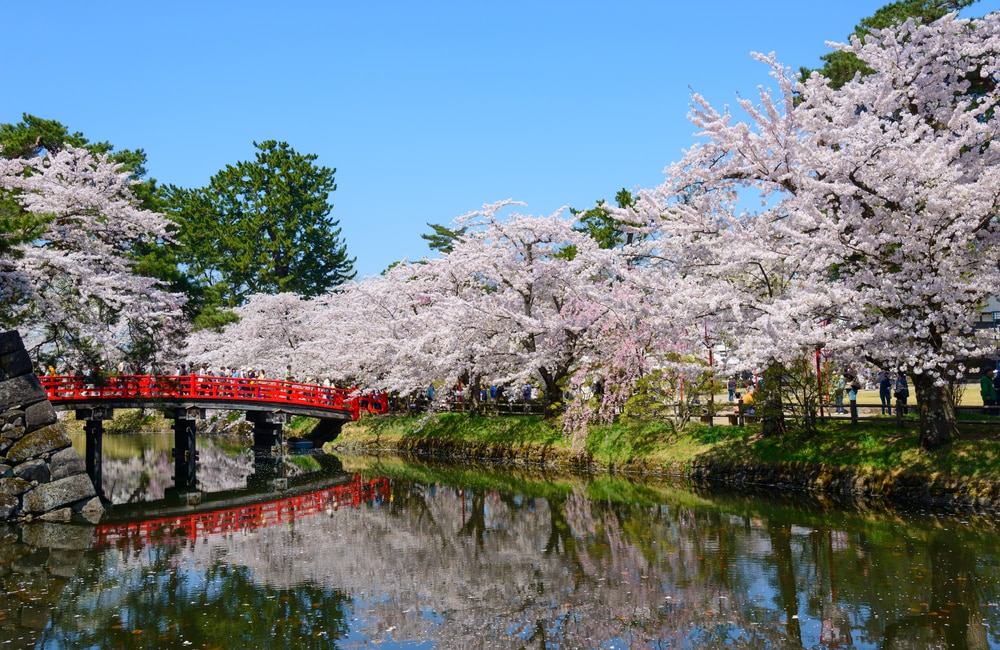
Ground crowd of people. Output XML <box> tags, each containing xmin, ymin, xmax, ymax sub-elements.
<box><xmin>43</xmin><ymin>358</ymin><xmax>1000</xmax><ymax>418</ymax></box>
<box><xmin>724</xmin><ymin>367</ymin><xmax>914</xmax><ymax>417</ymax></box>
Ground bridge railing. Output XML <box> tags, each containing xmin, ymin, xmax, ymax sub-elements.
<box><xmin>39</xmin><ymin>374</ymin><xmax>389</xmax><ymax>419</ymax></box>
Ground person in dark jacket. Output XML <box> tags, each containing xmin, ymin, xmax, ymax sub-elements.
<box><xmin>878</xmin><ymin>370</ymin><xmax>892</xmax><ymax>415</ymax></box>
<box><xmin>983</xmin><ymin>368</ymin><xmax>998</xmax><ymax>415</ymax></box>
<box><xmin>894</xmin><ymin>372</ymin><xmax>910</xmax><ymax>415</ymax></box>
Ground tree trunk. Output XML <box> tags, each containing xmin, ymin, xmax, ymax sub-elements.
<box><xmin>759</xmin><ymin>362</ymin><xmax>787</xmax><ymax>438</ymax></box>
<box><xmin>910</xmin><ymin>373</ymin><xmax>956</xmax><ymax>451</ymax></box>
<box><xmin>467</xmin><ymin>374</ymin><xmax>483</xmax><ymax>416</ymax></box>
<box><xmin>538</xmin><ymin>368</ymin><xmax>565</xmax><ymax>418</ymax></box>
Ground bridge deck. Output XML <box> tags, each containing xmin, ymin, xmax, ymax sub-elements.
<box><xmin>40</xmin><ymin>374</ymin><xmax>387</xmax><ymax>421</ymax></box>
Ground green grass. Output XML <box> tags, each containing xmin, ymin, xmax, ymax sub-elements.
<box><xmin>339</xmin><ymin>412</ymin><xmax>1000</xmax><ymax>483</ymax></box>
<box><xmin>288</xmin><ymin>415</ymin><xmax>318</xmax><ymax>435</ymax></box>
<box><xmin>338</xmin><ymin>453</ymin><xmax>723</xmax><ymax>510</ymax></box>
<box><xmin>287</xmin><ymin>454</ymin><xmax>322</xmax><ymax>471</ymax></box>
<box><xmin>342</xmin><ymin>412</ymin><xmax>566</xmax><ymax>446</ymax></box>
<box><xmin>62</xmin><ymin>404</ymin><xmax>1000</xmax><ymax>485</ymax></box>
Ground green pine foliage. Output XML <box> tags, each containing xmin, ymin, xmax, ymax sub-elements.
<box><xmin>167</xmin><ymin>140</ymin><xmax>355</xmax><ymax>310</ymax></box>
<box><xmin>420</xmin><ymin>222</ymin><xmax>467</xmax><ymax>255</ymax></box>
<box><xmin>571</xmin><ymin>188</ymin><xmax>637</xmax><ymax>249</ymax></box>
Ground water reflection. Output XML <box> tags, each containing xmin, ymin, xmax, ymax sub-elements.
<box><xmin>3</xmin><ymin>440</ymin><xmax>1000</xmax><ymax>648</ymax></box>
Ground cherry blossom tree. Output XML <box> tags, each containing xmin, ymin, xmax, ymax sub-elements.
<box><xmin>436</xmin><ymin>203</ymin><xmax>620</xmax><ymax>413</ymax></box>
<box><xmin>182</xmin><ymin>292</ymin><xmax>327</xmax><ymax>378</ymax></box>
<box><xmin>0</xmin><ymin>146</ymin><xmax>185</xmax><ymax>372</ymax></box>
<box><xmin>624</xmin><ymin>13</ymin><xmax>1000</xmax><ymax>449</ymax></box>
<box><xmin>290</xmin><ymin>202</ymin><xmax>623</xmax><ymax>416</ymax></box>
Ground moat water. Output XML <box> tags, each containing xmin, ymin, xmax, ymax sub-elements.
<box><xmin>1</xmin><ymin>432</ymin><xmax>999</xmax><ymax>648</ymax></box>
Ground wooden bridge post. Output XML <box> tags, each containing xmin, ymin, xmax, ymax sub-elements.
<box><xmin>247</xmin><ymin>411</ymin><xmax>289</xmax><ymax>455</ymax></box>
<box><xmin>170</xmin><ymin>408</ymin><xmax>203</xmax><ymax>489</ymax></box>
<box><xmin>76</xmin><ymin>407</ymin><xmax>114</xmax><ymax>497</ymax></box>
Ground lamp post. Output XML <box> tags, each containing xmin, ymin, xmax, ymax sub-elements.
<box><xmin>704</xmin><ymin>321</ymin><xmax>715</xmax><ymax>426</ymax></box>
<box><xmin>993</xmin><ymin>311</ymin><xmax>999</xmax><ymax>372</ymax></box>
<box><xmin>815</xmin><ymin>343</ymin><xmax>825</xmax><ymax>421</ymax></box>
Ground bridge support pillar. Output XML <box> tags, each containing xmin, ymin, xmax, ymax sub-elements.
<box><xmin>76</xmin><ymin>407</ymin><xmax>114</xmax><ymax>498</ymax></box>
<box><xmin>247</xmin><ymin>411</ymin><xmax>289</xmax><ymax>455</ymax></box>
<box><xmin>169</xmin><ymin>407</ymin><xmax>203</xmax><ymax>489</ymax></box>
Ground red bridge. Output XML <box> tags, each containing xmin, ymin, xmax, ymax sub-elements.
<box><xmin>39</xmin><ymin>375</ymin><xmax>389</xmax><ymax>499</ymax></box>
<box><xmin>40</xmin><ymin>374</ymin><xmax>388</xmax><ymax>421</ymax></box>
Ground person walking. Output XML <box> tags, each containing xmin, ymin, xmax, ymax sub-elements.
<box><xmin>992</xmin><ymin>368</ymin><xmax>1000</xmax><ymax>408</ymax></box>
<box><xmin>833</xmin><ymin>373</ymin><xmax>847</xmax><ymax>414</ymax></box>
<box><xmin>878</xmin><ymin>370</ymin><xmax>892</xmax><ymax>415</ymax></box>
<box><xmin>894</xmin><ymin>372</ymin><xmax>910</xmax><ymax>416</ymax></box>
<box><xmin>982</xmin><ymin>368</ymin><xmax>997</xmax><ymax>415</ymax></box>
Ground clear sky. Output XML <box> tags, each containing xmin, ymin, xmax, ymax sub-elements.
<box><xmin>4</xmin><ymin>1</ymin><xmax>998</xmax><ymax>278</ymax></box>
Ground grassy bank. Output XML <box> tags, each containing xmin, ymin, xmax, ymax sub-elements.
<box><xmin>334</xmin><ymin>412</ymin><xmax>1000</xmax><ymax>482</ymax></box>
<box><xmin>58</xmin><ymin>405</ymin><xmax>1000</xmax><ymax>484</ymax></box>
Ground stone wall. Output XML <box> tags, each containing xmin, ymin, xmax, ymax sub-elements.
<box><xmin>0</xmin><ymin>331</ymin><xmax>103</xmax><ymax>522</ymax></box>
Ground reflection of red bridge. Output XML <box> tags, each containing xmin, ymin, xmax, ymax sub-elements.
<box><xmin>40</xmin><ymin>374</ymin><xmax>388</xmax><ymax>420</ymax></box>
<box><xmin>92</xmin><ymin>475</ymin><xmax>391</xmax><ymax>548</ymax></box>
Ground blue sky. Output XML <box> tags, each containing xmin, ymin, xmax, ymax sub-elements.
<box><xmin>4</xmin><ymin>1</ymin><xmax>998</xmax><ymax>278</ymax></box>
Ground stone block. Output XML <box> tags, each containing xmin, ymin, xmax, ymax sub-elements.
<box><xmin>20</xmin><ymin>521</ymin><xmax>95</xmax><ymax>550</ymax></box>
<box><xmin>76</xmin><ymin>497</ymin><xmax>105</xmax><ymax>523</ymax></box>
<box><xmin>2</xmin><ymin>409</ymin><xmax>25</xmax><ymax>429</ymax></box>
<box><xmin>1</xmin><ymin>425</ymin><xmax>25</xmax><ymax>451</ymax></box>
<box><xmin>13</xmin><ymin>459</ymin><xmax>49</xmax><ymax>484</ymax></box>
<box><xmin>5</xmin><ymin>425</ymin><xmax>71</xmax><ymax>465</ymax></box>
<box><xmin>0</xmin><ymin>477</ymin><xmax>32</xmax><ymax>497</ymax></box>
<box><xmin>0</xmin><ymin>492</ymin><xmax>18</xmax><ymax>521</ymax></box>
<box><xmin>0</xmin><ymin>331</ymin><xmax>23</xmax><ymax>356</ymax></box>
<box><xmin>0</xmin><ymin>464</ymin><xmax>9</xmax><ymax>478</ymax></box>
<box><xmin>22</xmin><ymin>474</ymin><xmax>95</xmax><ymax>514</ymax></box>
<box><xmin>0</xmin><ymin>375</ymin><xmax>45</xmax><ymax>411</ymax></box>
<box><xmin>49</xmin><ymin>448</ymin><xmax>86</xmax><ymax>481</ymax></box>
<box><xmin>24</xmin><ymin>402</ymin><xmax>57</xmax><ymax>432</ymax></box>
<box><xmin>39</xmin><ymin>508</ymin><xmax>72</xmax><ymax>522</ymax></box>
<box><xmin>0</xmin><ymin>350</ymin><xmax>32</xmax><ymax>380</ymax></box>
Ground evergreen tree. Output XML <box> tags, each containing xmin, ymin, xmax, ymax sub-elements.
<box><xmin>169</xmin><ymin>140</ymin><xmax>355</xmax><ymax>311</ymax></box>
<box><xmin>420</xmin><ymin>222</ymin><xmax>467</xmax><ymax>254</ymax></box>
<box><xmin>571</xmin><ymin>188</ymin><xmax>637</xmax><ymax>249</ymax></box>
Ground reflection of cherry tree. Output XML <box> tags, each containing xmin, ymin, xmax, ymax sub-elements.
<box><xmin>95</xmin><ymin>437</ymin><xmax>256</xmax><ymax>503</ymax></box>
<box><xmin>32</xmin><ymin>466</ymin><xmax>1000</xmax><ymax>647</ymax></box>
